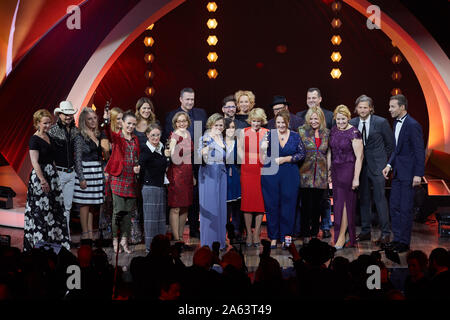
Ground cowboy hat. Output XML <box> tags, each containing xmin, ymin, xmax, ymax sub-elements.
<box><xmin>54</xmin><ymin>101</ymin><xmax>77</xmax><ymax>115</ymax></box>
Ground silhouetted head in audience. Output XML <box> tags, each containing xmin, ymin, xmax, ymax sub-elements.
<box><xmin>406</xmin><ymin>250</ymin><xmax>428</xmax><ymax>280</ymax></box>
<box><xmin>193</xmin><ymin>246</ymin><xmax>213</xmax><ymax>270</ymax></box>
<box><xmin>299</xmin><ymin>238</ymin><xmax>336</xmax><ymax>266</ymax></box>
<box><xmin>221</xmin><ymin>249</ymin><xmax>243</xmax><ymax>271</ymax></box>
<box><xmin>150</xmin><ymin>234</ymin><xmax>171</xmax><ymax>257</ymax></box>
<box><xmin>255</xmin><ymin>256</ymin><xmax>282</xmax><ymax>283</ymax></box>
<box><xmin>428</xmin><ymin>247</ymin><xmax>450</xmax><ymax>276</ymax></box>
<box><xmin>330</xmin><ymin>256</ymin><xmax>350</xmax><ymax>275</ymax></box>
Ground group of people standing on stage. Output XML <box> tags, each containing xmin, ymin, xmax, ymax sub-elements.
<box><xmin>23</xmin><ymin>86</ymin><xmax>425</xmax><ymax>255</ymax></box>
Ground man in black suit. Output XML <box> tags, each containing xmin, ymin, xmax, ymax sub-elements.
<box><xmin>164</xmin><ymin>88</ymin><xmax>208</xmax><ymax>239</ymax></box>
<box><xmin>296</xmin><ymin>88</ymin><xmax>333</xmax><ymax>239</ymax></box>
<box><xmin>266</xmin><ymin>95</ymin><xmax>304</xmax><ymax>131</ymax></box>
<box><xmin>349</xmin><ymin>95</ymin><xmax>395</xmax><ymax>245</ymax></box>
<box><xmin>382</xmin><ymin>94</ymin><xmax>425</xmax><ymax>253</ymax></box>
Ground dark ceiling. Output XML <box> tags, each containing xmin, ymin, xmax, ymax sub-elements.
<box><xmin>94</xmin><ymin>0</ymin><xmax>433</xmax><ymax>142</ymax></box>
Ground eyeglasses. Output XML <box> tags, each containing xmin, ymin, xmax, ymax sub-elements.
<box><xmin>149</xmin><ymin>133</ymin><xmax>161</xmax><ymax>137</ymax></box>
<box><xmin>176</xmin><ymin>119</ymin><xmax>188</xmax><ymax>123</ymax></box>
<box><xmin>223</xmin><ymin>105</ymin><xmax>236</xmax><ymax>109</ymax></box>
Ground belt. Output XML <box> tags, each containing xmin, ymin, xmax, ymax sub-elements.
<box><xmin>56</xmin><ymin>166</ymin><xmax>74</xmax><ymax>173</ymax></box>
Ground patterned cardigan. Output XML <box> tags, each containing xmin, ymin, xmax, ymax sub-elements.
<box><xmin>298</xmin><ymin>125</ymin><xmax>330</xmax><ymax>189</ymax></box>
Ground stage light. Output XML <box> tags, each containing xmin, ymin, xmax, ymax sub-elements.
<box><xmin>143</xmin><ymin>37</ymin><xmax>154</xmax><ymax>47</ymax></box>
<box><xmin>331</xmin><ymin>18</ymin><xmax>342</xmax><ymax>28</ymax></box>
<box><xmin>330</xmin><ymin>68</ymin><xmax>342</xmax><ymax>79</ymax></box>
<box><xmin>391</xmin><ymin>71</ymin><xmax>402</xmax><ymax>81</ymax></box>
<box><xmin>331</xmin><ymin>1</ymin><xmax>342</xmax><ymax>11</ymax></box>
<box><xmin>145</xmin><ymin>70</ymin><xmax>155</xmax><ymax>80</ymax></box>
<box><xmin>91</xmin><ymin>104</ymin><xmax>96</xmax><ymax>111</ymax></box>
<box><xmin>207</xmin><ymin>52</ymin><xmax>218</xmax><ymax>62</ymax></box>
<box><xmin>331</xmin><ymin>35</ymin><xmax>342</xmax><ymax>45</ymax></box>
<box><xmin>207</xmin><ymin>19</ymin><xmax>218</xmax><ymax>29</ymax></box>
<box><xmin>206</xmin><ymin>2</ymin><xmax>217</xmax><ymax>12</ymax></box>
<box><xmin>391</xmin><ymin>88</ymin><xmax>402</xmax><ymax>95</ymax></box>
<box><xmin>392</xmin><ymin>54</ymin><xmax>402</xmax><ymax>64</ymax></box>
<box><xmin>207</xmin><ymin>35</ymin><xmax>218</xmax><ymax>46</ymax></box>
<box><xmin>207</xmin><ymin>69</ymin><xmax>218</xmax><ymax>79</ymax></box>
<box><xmin>144</xmin><ymin>53</ymin><xmax>155</xmax><ymax>63</ymax></box>
<box><xmin>331</xmin><ymin>51</ymin><xmax>342</xmax><ymax>62</ymax></box>
<box><xmin>145</xmin><ymin>87</ymin><xmax>155</xmax><ymax>96</ymax></box>
<box><xmin>147</xmin><ymin>24</ymin><xmax>154</xmax><ymax>30</ymax></box>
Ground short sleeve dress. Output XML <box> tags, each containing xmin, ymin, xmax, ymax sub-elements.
<box><xmin>23</xmin><ymin>135</ymin><xmax>70</xmax><ymax>252</ymax></box>
<box><xmin>329</xmin><ymin>126</ymin><xmax>362</xmax><ymax>245</ymax></box>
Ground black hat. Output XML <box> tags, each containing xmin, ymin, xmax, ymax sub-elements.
<box><xmin>270</xmin><ymin>95</ymin><xmax>290</xmax><ymax>108</ymax></box>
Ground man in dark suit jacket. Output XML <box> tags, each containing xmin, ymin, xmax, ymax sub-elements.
<box><xmin>164</xmin><ymin>88</ymin><xmax>208</xmax><ymax>239</ymax></box>
<box><xmin>382</xmin><ymin>94</ymin><xmax>425</xmax><ymax>253</ymax></box>
<box><xmin>266</xmin><ymin>95</ymin><xmax>304</xmax><ymax>131</ymax></box>
<box><xmin>296</xmin><ymin>88</ymin><xmax>334</xmax><ymax>130</ymax></box>
<box><xmin>295</xmin><ymin>88</ymin><xmax>333</xmax><ymax>239</ymax></box>
<box><xmin>349</xmin><ymin>95</ymin><xmax>395</xmax><ymax>245</ymax></box>
<box><xmin>164</xmin><ymin>88</ymin><xmax>207</xmax><ymax>141</ymax></box>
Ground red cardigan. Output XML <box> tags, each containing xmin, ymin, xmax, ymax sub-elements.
<box><xmin>104</xmin><ymin>127</ymin><xmax>140</xmax><ymax>177</ymax></box>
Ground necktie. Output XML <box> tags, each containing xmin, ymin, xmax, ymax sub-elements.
<box><xmin>362</xmin><ymin>121</ymin><xmax>367</xmax><ymax>146</ymax></box>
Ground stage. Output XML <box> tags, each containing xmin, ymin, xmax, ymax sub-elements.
<box><xmin>1</xmin><ymin>216</ymin><xmax>449</xmax><ymax>272</ymax></box>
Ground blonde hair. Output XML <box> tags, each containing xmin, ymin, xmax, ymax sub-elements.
<box><xmin>333</xmin><ymin>104</ymin><xmax>351</xmax><ymax>120</ymax></box>
<box><xmin>172</xmin><ymin>111</ymin><xmax>191</xmax><ymax>130</ymax></box>
<box><xmin>275</xmin><ymin>110</ymin><xmax>290</xmax><ymax>128</ymax></box>
<box><xmin>78</xmin><ymin>107</ymin><xmax>100</xmax><ymax>139</ymax></box>
<box><xmin>33</xmin><ymin>109</ymin><xmax>52</xmax><ymax>129</ymax></box>
<box><xmin>110</xmin><ymin>107</ymin><xmax>123</xmax><ymax>133</ymax></box>
<box><xmin>305</xmin><ymin>106</ymin><xmax>326</xmax><ymax>130</ymax></box>
<box><xmin>247</xmin><ymin>107</ymin><xmax>268</xmax><ymax>125</ymax></box>
<box><xmin>206</xmin><ymin>113</ymin><xmax>224</xmax><ymax>129</ymax></box>
<box><xmin>235</xmin><ymin>90</ymin><xmax>256</xmax><ymax>113</ymax></box>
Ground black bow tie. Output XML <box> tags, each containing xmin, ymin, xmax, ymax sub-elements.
<box><xmin>395</xmin><ymin>119</ymin><xmax>403</xmax><ymax>123</ymax></box>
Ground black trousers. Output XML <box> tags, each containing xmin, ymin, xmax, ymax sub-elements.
<box><xmin>300</xmin><ymin>188</ymin><xmax>326</xmax><ymax>237</ymax></box>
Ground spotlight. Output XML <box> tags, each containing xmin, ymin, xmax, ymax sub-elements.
<box><xmin>331</xmin><ymin>35</ymin><xmax>342</xmax><ymax>45</ymax></box>
<box><xmin>330</xmin><ymin>68</ymin><xmax>342</xmax><ymax>79</ymax></box>
<box><xmin>207</xmin><ymin>35</ymin><xmax>218</xmax><ymax>46</ymax></box>
<box><xmin>207</xmin><ymin>69</ymin><xmax>218</xmax><ymax>79</ymax></box>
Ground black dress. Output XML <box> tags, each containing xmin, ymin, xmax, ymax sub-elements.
<box><xmin>23</xmin><ymin>134</ymin><xmax>70</xmax><ymax>251</ymax></box>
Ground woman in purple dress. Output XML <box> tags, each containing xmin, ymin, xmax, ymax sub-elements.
<box><xmin>328</xmin><ymin>105</ymin><xmax>363</xmax><ymax>249</ymax></box>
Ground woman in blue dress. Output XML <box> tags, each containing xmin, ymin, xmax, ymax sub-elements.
<box><xmin>224</xmin><ymin>118</ymin><xmax>242</xmax><ymax>238</ymax></box>
<box><xmin>198</xmin><ymin>113</ymin><xmax>228</xmax><ymax>249</ymax></box>
<box><xmin>261</xmin><ymin>110</ymin><xmax>306</xmax><ymax>249</ymax></box>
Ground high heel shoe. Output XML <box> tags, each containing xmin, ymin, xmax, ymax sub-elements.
<box><xmin>253</xmin><ymin>232</ymin><xmax>260</xmax><ymax>247</ymax></box>
<box><xmin>335</xmin><ymin>239</ymin><xmax>349</xmax><ymax>250</ymax></box>
<box><xmin>120</xmin><ymin>237</ymin><xmax>132</xmax><ymax>254</ymax></box>
<box><xmin>246</xmin><ymin>231</ymin><xmax>253</xmax><ymax>247</ymax></box>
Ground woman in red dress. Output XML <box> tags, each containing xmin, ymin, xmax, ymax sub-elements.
<box><xmin>167</xmin><ymin>111</ymin><xmax>194</xmax><ymax>242</ymax></box>
<box><xmin>239</xmin><ymin>107</ymin><xmax>268</xmax><ymax>247</ymax></box>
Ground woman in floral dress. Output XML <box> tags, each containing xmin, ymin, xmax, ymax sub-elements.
<box><xmin>24</xmin><ymin>109</ymin><xmax>70</xmax><ymax>251</ymax></box>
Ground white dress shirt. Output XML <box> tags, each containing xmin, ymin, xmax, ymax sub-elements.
<box><xmin>358</xmin><ymin>115</ymin><xmax>371</xmax><ymax>145</ymax></box>
<box><xmin>394</xmin><ymin>114</ymin><xmax>408</xmax><ymax>145</ymax></box>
